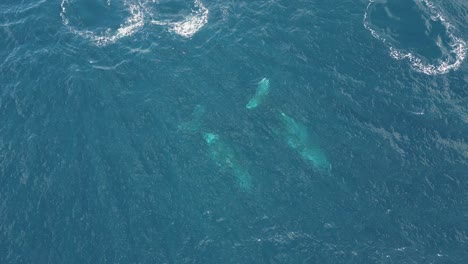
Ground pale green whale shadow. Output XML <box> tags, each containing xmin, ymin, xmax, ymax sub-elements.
<box><xmin>278</xmin><ymin>111</ymin><xmax>331</xmax><ymax>173</ymax></box>
<box><xmin>203</xmin><ymin>133</ymin><xmax>253</xmax><ymax>191</ymax></box>
<box><xmin>179</xmin><ymin>106</ymin><xmax>253</xmax><ymax>191</ymax></box>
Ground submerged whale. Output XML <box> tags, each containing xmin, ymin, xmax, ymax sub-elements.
<box><xmin>246</xmin><ymin>78</ymin><xmax>270</xmax><ymax>109</ymax></box>
<box><xmin>203</xmin><ymin>132</ymin><xmax>253</xmax><ymax>191</ymax></box>
<box><xmin>179</xmin><ymin>106</ymin><xmax>253</xmax><ymax>191</ymax></box>
<box><xmin>278</xmin><ymin>112</ymin><xmax>331</xmax><ymax>172</ymax></box>
<box><xmin>178</xmin><ymin>105</ymin><xmax>206</xmax><ymax>133</ymax></box>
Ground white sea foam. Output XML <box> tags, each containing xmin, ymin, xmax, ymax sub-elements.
<box><xmin>61</xmin><ymin>0</ymin><xmax>208</xmax><ymax>44</ymax></box>
<box><xmin>363</xmin><ymin>0</ymin><xmax>466</xmax><ymax>75</ymax></box>
<box><xmin>60</xmin><ymin>0</ymin><xmax>144</xmax><ymax>46</ymax></box>
<box><xmin>91</xmin><ymin>59</ymin><xmax>128</xmax><ymax>70</ymax></box>
<box><xmin>169</xmin><ymin>0</ymin><xmax>208</xmax><ymax>38</ymax></box>
<box><xmin>149</xmin><ymin>0</ymin><xmax>209</xmax><ymax>38</ymax></box>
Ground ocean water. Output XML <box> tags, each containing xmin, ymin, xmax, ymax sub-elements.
<box><xmin>1</xmin><ymin>0</ymin><xmax>467</xmax><ymax>263</ymax></box>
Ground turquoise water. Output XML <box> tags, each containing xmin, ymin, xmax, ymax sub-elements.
<box><xmin>1</xmin><ymin>0</ymin><xmax>467</xmax><ymax>263</ymax></box>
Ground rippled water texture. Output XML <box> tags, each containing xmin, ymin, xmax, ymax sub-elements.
<box><xmin>1</xmin><ymin>0</ymin><xmax>467</xmax><ymax>263</ymax></box>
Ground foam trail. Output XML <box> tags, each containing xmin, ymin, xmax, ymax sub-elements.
<box><xmin>60</xmin><ymin>0</ymin><xmax>144</xmax><ymax>46</ymax></box>
<box><xmin>363</xmin><ymin>0</ymin><xmax>466</xmax><ymax>75</ymax></box>
<box><xmin>246</xmin><ymin>78</ymin><xmax>270</xmax><ymax>109</ymax></box>
<box><xmin>150</xmin><ymin>0</ymin><xmax>209</xmax><ymax>38</ymax></box>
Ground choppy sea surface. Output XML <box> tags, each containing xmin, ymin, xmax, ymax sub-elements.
<box><xmin>1</xmin><ymin>0</ymin><xmax>467</xmax><ymax>263</ymax></box>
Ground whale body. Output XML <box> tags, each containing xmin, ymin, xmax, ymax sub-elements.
<box><xmin>178</xmin><ymin>105</ymin><xmax>206</xmax><ymax>133</ymax></box>
<box><xmin>203</xmin><ymin>133</ymin><xmax>253</xmax><ymax>190</ymax></box>
<box><xmin>278</xmin><ymin>112</ymin><xmax>331</xmax><ymax>172</ymax></box>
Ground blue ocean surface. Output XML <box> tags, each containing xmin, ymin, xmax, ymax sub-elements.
<box><xmin>1</xmin><ymin>0</ymin><xmax>467</xmax><ymax>263</ymax></box>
